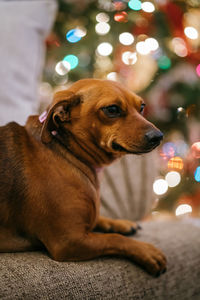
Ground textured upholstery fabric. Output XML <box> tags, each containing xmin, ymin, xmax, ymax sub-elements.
<box><xmin>0</xmin><ymin>221</ymin><xmax>200</xmax><ymax>300</ymax></box>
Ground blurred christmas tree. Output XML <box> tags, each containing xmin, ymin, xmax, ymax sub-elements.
<box><xmin>42</xmin><ymin>0</ymin><xmax>200</xmax><ymax>217</ymax></box>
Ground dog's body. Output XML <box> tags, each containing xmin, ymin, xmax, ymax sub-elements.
<box><xmin>0</xmin><ymin>79</ymin><xmax>166</xmax><ymax>276</ymax></box>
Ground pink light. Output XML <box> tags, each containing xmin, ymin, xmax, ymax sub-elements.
<box><xmin>191</xmin><ymin>142</ymin><xmax>200</xmax><ymax>158</ymax></box>
<box><xmin>196</xmin><ymin>64</ymin><xmax>200</xmax><ymax>77</ymax></box>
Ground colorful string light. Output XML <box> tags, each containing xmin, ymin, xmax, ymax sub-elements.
<box><xmin>194</xmin><ymin>166</ymin><xmax>200</xmax><ymax>182</ymax></box>
<box><xmin>119</xmin><ymin>32</ymin><xmax>134</xmax><ymax>45</ymax></box>
<box><xmin>196</xmin><ymin>64</ymin><xmax>200</xmax><ymax>77</ymax></box>
<box><xmin>63</xmin><ymin>55</ymin><xmax>79</xmax><ymax>69</ymax></box>
<box><xmin>168</xmin><ymin>156</ymin><xmax>184</xmax><ymax>170</ymax></box>
<box><xmin>158</xmin><ymin>55</ymin><xmax>171</xmax><ymax>69</ymax></box>
<box><xmin>66</xmin><ymin>29</ymin><xmax>82</xmax><ymax>43</ymax></box>
<box><xmin>128</xmin><ymin>0</ymin><xmax>142</xmax><ymax>11</ymax></box>
<box><xmin>114</xmin><ymin>11</ymin><xmax>128</xmax><ymax>23</ymax></box>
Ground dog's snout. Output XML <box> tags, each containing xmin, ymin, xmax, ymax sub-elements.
<box><xmin>145</xmin><ymin>130</ymin><xmax>163</xmax><ymax>145</ymax></box>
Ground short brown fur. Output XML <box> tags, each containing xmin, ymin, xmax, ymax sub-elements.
<box><xmin>0</xmin><ymin>79</ymin><xmax>166</xmax><ymax>276</ymax></box>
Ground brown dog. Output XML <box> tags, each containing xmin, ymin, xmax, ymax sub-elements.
<box><xmin>0</xmin><ymin>79</ymin><xmax>166</xmax><ymax>276</ymax></box>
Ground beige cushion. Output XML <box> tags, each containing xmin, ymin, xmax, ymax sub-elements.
<box><xmin>100</xmin><ymin>151</ymin><xmax>158</xmax><ymax>221</ymax></box>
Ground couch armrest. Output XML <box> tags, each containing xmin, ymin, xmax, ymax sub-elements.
<box><xmin>0</xmin><ymin>221</ymin><xmax>199</xmax><ymax>299</ymax></box>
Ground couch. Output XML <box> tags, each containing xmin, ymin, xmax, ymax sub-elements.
<box><xmin>1</xmin><ymin>221</ymin><xmax>200</xmax><ymax>299</ymax></box>
<box><xmin>1</xmin><ymin>154</ymin><xmax>200</xmax><ymax>299</ymax></box>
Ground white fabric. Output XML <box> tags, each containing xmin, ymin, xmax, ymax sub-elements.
<box><xmin>100</xmin><ymin>151</ymin><xmax>158</xmax><ymax>221</ymax></box>
<box><xmin>0</xmin><ymin>0</ymin><xmax>57</xmax><ymax>125</ymax></box>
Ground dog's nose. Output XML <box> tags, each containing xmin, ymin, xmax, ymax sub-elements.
<box><xmin>145</xmin><ymin>130</ymin><xmax>163</xmax><ymax>145</ymax></box>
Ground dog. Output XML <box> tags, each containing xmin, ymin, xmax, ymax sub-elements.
<box><xmin>0</xmin><ymin>79</ymin><xmax>166</xmax><ymax>276</ymax></box>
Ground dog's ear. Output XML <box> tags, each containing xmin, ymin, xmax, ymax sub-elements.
<box><xmin>41</xmin><ymin>90</ymin><xmax>80</xmax><ymax>143</ymax></box>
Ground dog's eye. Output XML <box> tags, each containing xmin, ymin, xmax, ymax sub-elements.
<box><xmin>140</xmin><ymin>103</ymin><xmax>146</xmax><ymax>115</ymax></box>
<box><xmin>102</xmin><ymin>105</ymin><xmax>121</xmax><ymax>118</ymax></box>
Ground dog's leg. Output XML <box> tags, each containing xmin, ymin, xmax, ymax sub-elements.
<box><xmin>46</xmin><ymin>232</ymin><xmax>166</xmax><ymax>276</ymax></box>
<box><xmin>0</xmin><ymin>227</ymin><xmax>38</xmax><ymax>252</ymax></box>
<box><xmin>95</xmin><ymin>216</ymin><xmax>141</xmax><ymax>235</ymax></box>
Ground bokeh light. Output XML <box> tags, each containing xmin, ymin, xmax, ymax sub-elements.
<box><xmin>122</xmin><ymin>51</ymin><xmax>137</xmax><ymax>65</ymax></box>
<box><xmin>75</xmin><ymin>27</ymin><xmax>87</xmax><ymax>38</ymax></box>
<box><xmin>119</xmin><ymin>32</ymin><xmax>134</xmax><ymax>45</ymax></box>
<box><xmin>162</xmin><ymin>142</ymin><xmax>176</xmax><ymax>158</ymax></box>
<box><xmin>194</xmin><ymin>166</ymin><xmax>200</xmax><ymax>182</ymax></box>
<box><xmin>95</xmin><ymin>22</ymin><xmax>110</xmax><ymax>35</ymax></box>
<box><xmin>107</xmin><ymin>72</ymin><xmax>118</xmax><ymax>81</ymax></box>
<box><xmin>191</xmin><ymin>142</ymin><xmax>200</xmax><ymax>158</ymax></box>
<box><xmin>175</xmin><ymin>204</ymin><xmax>192</xmax><ymax>216</ymax></box>
<box><xmin>184</xmin><ymin>26</ymin><xmax>198</xmax><ymax>40</ymax></box>
<box><xmin>141</xmin><ymin>2</ymin><xmax>155</xmax><ymax>13</ymax></box>
<box><xmin>196</xmin><ymin>64</ymin><xmax>200</xmax><ymax>77</ymax></box>
<box><xmin>172</xmin><ymin>37</ymin><xmax>188</xmax><ymax>57</ymax></box>
<box><xmin>168</xmin><ymin>156</ymin><xmax>184</xmax><ymax>170</ymax></box>
<box><xmin>114</xmin><ymin>1</ymin><xmax>126</xmax><ymax>11</ymax></box>
<box><xmin>128</xmin><ymin>0</ymin><xmax>142</xmax><ymax>11</ymax></box>
<box><xmin>158</xmin><ymin>55</ymin><xmax>171</xmax><ymax>69</ymax></box>
<box><xmin>145</xmin><ymin>38</ymin><xmax>159</xmax><ymax>51</ymax></box>
<box><xmin>165</xmin><ymin>171</ymin><xmax>181</xmax><ymax>187</ymax></box>
<box><xmin>66</xmin><ymin>29</ymin><xmax>82</xmax><ymax>43</ymax></box>
<box><xmin>114</xmin><ymin>11</ymin><xmax>128</xmax><ymax>23</ymax></box>
<box><xmin>176</xmin><ymin>141</ymin><xmax>189</xmax><ymax>157</ymax></box>
<box><xmin>136</xmin><ymin>41</ymin><xmax>150</xmax><ymax>55</ymax></box>
<box><xmin>96</xmin><ymin>12</ymin><xmax>110</xmax><ymax>23</ymax></box>
<box><xmin>97</xmin><ymin>42</ymin><xmax>113</xmax><ymax>56</ymax></box>
<box><xmin>55</xmin><ymin>61</ymin><xmax>71</xmax><ymax>75</ymax></box>
<box><xmin>136</xmin><ymin>38</ymin><xmax>159</xmax><ymax>55</ymax></box>
<box><xmin>153</xmin><ymin>179</ymin><xmax>168</xmax><ymax>195</ymax></box>
<box><xmin>177</xmin><ymin>107</ymin><xmax>187</xmax><ymax>120</ymax></box>
<box><xmin>63</xmin><ymin>55</ymin><xmax>79</xmax><ymax>69</ymax></box>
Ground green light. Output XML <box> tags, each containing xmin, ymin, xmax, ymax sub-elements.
<box><xmin>128</xmin><ymin>0</ymin><xmax>142</xmax><ymax>11</ymax></box>
<box><xmin>158</xmin><ymin>56</ymin><xmax>171</xmax><ymax>70</ymax></box>
<box><xmin>63</xmin><ymin>55</ymin><xmax>79</xmax><ymax>70</ymax></box>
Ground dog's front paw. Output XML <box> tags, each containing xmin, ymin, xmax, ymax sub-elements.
<box><xmin>131</xmin><ymin>240</ymin><xmax>167</xmax><ymax>276</ymax></box>
<box><xmin>96</xmin><ymin>216</ymin><xmax>141</xmax><ymax>235</ymax></box>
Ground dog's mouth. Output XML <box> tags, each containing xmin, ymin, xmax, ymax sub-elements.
<box><xmin>111</xmin><ymin>141</ymin><xmax>160</xmax><ymax>154</ymax></box>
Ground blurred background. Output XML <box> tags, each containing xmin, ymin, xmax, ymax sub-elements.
<box><xmin>40</xmin><ymin>0</ymin><xmax>200</xmax><ymax>219</ymax></box>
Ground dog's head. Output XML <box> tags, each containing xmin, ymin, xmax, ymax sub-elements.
<box><xmin>41</xmin><ymin>79</ymin><xmax>163</xmax><ymax>164</ymax></box>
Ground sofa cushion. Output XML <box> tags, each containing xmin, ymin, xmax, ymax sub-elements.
<box><xmin>100</xmin><ymin>152</ymin><xmax>158</xmax><ymax>221</ymax></box>
<box><xmin>0</xmin><ymin>221</ymin><xmax>200</xmax><ymax>299</ymax></box>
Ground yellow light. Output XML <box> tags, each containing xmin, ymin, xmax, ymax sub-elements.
<box><xmin>165</xmin><ymin>171</ymin><xmax>181</xmax><ymax>187</ymax></box>
<box><xmin>141</xmin><ymin>1</ymin><xmax>155</xmax><ymax>13</ymax></box>
<box><xmin>168</xmin><ymin>156</ymin><xmax>183</xmax><ymax>170</ymax></box>
<box><xmin>184</xmin><ymin>26</ymin><xmax>198</xmax><ymax>40</ymax></box>
<box><xmin>175</xmin><ymin>204</ymin><xmax>192</xmax><ymax>216</ymax></box>
<box><xmin>122</xmin><ymin>51</ymin><xmax>137</xmax><ymax>65</ymax></box>
<box><xmin>97</xmin><ymin>42</ymin><xmax>113</xmax><ymax>56</ymax></box>
<box><xmin>119</xmin><ymin>32</ymin><xmax>134</xmax><ymax>45</ymax></box>
<box><xmin>153</xmin><ymin>179</ymin><xmax>168</xmax><ymax>195</ymax></box>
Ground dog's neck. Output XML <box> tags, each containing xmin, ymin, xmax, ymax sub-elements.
<box><xmin>50</xmin><ymin>126</ymin><xmax>115</xmax><ymax>169</ymax></box>
<box><xmin>25</xmin><ymin>115</ymin><xmax>108</xmax><ymax>185</ymax></box>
